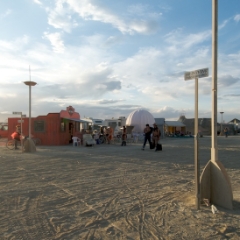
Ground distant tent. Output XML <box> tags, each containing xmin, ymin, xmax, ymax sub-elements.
<box><xmin>126</xmin><ymin>109</ymin><xmax>155</xmax><ymax>133</ymax></box>
<box><xmin>228</xmin><ymin>118</ymin><xmax>240</xmax><ymax>124</ymax></box>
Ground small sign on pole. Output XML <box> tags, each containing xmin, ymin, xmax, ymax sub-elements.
<box><xmin>184</xmin><ymin>67</ymin><xmax>209</xmax><ymax>210</ymax></box>
<box><xmin>12</xmin><ymin>112</ymin><xmax>22</xmax><ymax>115</ymax></box>
<box><xmin>184</xmin><ymin>68</ymin><xmax>209</xmax><ymax>81</ymax></box>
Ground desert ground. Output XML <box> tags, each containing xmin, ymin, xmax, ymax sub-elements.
<box><xmin>0</xmin><ymin>136</ymin><xmax>240</xmax><ymax>240</ymax></box>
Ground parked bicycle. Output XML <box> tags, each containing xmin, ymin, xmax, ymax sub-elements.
<box><xmin>6</xmin><ymin>137</ymin><xmax>41</xmax><ymax>150</ymax></box>
<box><xmin>6</xmin><ymin>139</ymin><xmax>24</xmax><ymax>150</ymax></box>
<box><xmin>32</xmin><ymin>137</ymin><xmax>41</xmax><ymax>145</ymax></box>
<box><xmin>99</xmin><ymin>134</ymin><xmax>107</xmax><ymax>144</ymax></box>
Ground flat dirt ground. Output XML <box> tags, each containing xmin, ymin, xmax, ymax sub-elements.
<box><xmin>0</xmin><ymin>136</ymin><xmax>240</xmax><ymax>240</ymax></box>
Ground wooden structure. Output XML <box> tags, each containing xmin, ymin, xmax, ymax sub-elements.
<box><xmin>7</xmin><ymin>106</ymin><xmax>88</xmax><ymax>146</ymax></box>
<box><xmin>164</xmin><ymin>121</ymin><xmax>186</xmax><ymax>136</ymax></box>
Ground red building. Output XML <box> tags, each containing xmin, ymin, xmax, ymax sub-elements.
<box><xmin>0</xmin><ymin>123</ymin><xmax>8</xmax><ymax>138</ymax></box>
<box><xmin>7</xmin><ymin>106</ymin><xmax>87</xmax><ymax>145</ymax></box>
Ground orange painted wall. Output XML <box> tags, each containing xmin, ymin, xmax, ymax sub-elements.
<box><xmin>8</xmin><ymin>111</ymin><xmax>82</xmax><ymax>146</ymax></box>
<box><xmin>0</xmin><ymin>129</ymin><xmax>8</xmax><ymax>138</ymax></box>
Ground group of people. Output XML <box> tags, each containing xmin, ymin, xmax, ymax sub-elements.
<box><xmin>142</xmin><ymin>123</ymin><xmax>161</xmax><ymax>151</ymax></box>
<box><xmin>93</xmin><ymin>126</ymin><xmax>114</xmax><ymax>144</ymax></box>
<box><xmin>76</xmin><ymin>124</ymin><xmax>161</xmax><ymax>148</ymax></box>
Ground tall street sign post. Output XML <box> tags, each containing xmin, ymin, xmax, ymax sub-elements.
<box><xmin>200</xmin><ymin>0</ymin><xmax>233</xmax><ymax>210</ymax></box>
<box><xmin>184</xmin><ymin>68</ymin><xmax>209</xmax><ymax>209</ymax></box>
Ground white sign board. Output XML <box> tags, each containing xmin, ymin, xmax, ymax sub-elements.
<box><xmin>18</xmin><ymin>120</ymin><xmax>24</xmax><ymax>123</ymax></box>
<box><xmin>184</xmin><ymin>68</ymin><xmax>209</xmax><ymax>80</ymax></box>
<box><xmin>12</xmin><ymin>111</ymin><xmax>22</xmax><ymax>115</ymax></box>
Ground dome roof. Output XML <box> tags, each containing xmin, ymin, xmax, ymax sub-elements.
<box><xmin>126</xmin><ymin>109</ymin><xmax>155</xmax><ymax>133</ymax></box>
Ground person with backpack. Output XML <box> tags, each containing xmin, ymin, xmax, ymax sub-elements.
<box><xmin>121</xmin><ymin>126</ymin><xmax>127</xmax><ymax>146</ymax></box>
<box><xmin>152</xmin><ymin>123</ymin><xmax>161</xmax><ymax>151</ymax></box>
<box><xmin>142</xmin><ymin>124</ymin><xmax>152</xmax><ymax>150</ymax></box>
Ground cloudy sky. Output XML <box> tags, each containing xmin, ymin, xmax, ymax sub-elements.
<box><xmin>0</xmin><ymin>0</ymin><xmax>240</xmax><ymax>123</ymax></box>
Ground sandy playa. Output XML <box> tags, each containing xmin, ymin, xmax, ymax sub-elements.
<box><xmin>0</xmin><ymin>136</ymin><xmax>240</xmax><ymax>240</ymax></box>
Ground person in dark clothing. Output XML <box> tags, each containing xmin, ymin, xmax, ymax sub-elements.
<box><xmin>121</xmin><ymin>126</ymin><xmax>127</xmax><ymax>146</ymax></box>
<box><xmin>142</xmin><ymin>124</ymin><xmax>152</xmax><ymax>150</ymax></box>
<box><xmin>152</xmin><ymin>123</ymin><xmax>160</xmax><ymax>151</ymax></box>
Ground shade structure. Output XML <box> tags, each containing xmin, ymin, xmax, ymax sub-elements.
<box><xmin>126</xmin><ymin>109</ymin><xmax>155</xmax><ymax>133</ymax></box>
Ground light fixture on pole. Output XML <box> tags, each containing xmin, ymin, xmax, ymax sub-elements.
<box><xmin>220</xmin><ymin>111</ymin><xmax>224</xmax><ymax>135</ymax></box>
<box><xmin>24</xmin><ymin>66</ymin><xmax>37</xmax><ymax>152</ymax></box>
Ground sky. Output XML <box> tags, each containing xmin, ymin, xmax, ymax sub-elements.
<box><xmin>0</xmin><ymin>0</ymin><xmax>240</xmax><ymax>123</ymax></box>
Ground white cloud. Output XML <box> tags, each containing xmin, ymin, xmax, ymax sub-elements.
<box><xmin>219</xmin><ymin>19</ymin><xmax>230</xmax><ymax>30</ymax></box>
<box><xmin>0</xmin><ymin>9</ymin><xmax>12</xmax><ymax>19</ymax></box>
<box><xmin>45</xmin><ymin>0</ymin><xmax>159</xmax><ymax>35</ymax></box>
<box><xmin>234</xmin><ymin>14</ymin><xmax>240</xmax><ymax>22</ymax></box>
<box><xmin>96</xmin><ymin>99</ymin><xmax>125</xmax><ymax>104</ymax></box>
<box><xmin>127</xmin><ymin>4</ymin><xmax>162</xmax><ymax>21</ymax></box>
<box><xmin>43</xmin><ymin>32</ymin><xmax>65</xmax><ymax>53</ymax></box>
<box><xmin>164</xmin><ymin>28</ymin><xmax>211</xmax><ymax>50</ymax></box>
<box><xmin>33</xmin><ymin>0</ymin><xmax>42</xmax><ymax>5</ymax></box>
<box><xmin>0</xmin><ymin>35</ymin><xmax>29</xmax><ymax>52</ymax></box>
<box><xmin>47</xmin><ymin>0</ymin><xmax>78</xmax><ymax>33</ymax></box>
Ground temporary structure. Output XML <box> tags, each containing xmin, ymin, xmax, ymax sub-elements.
<box><xmin>126</xmin><ymin>109</ymin><xmax>155</xmax><ymax>133</ymax></box>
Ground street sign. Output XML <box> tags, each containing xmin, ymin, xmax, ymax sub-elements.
<box><xmin>18</xmin><ymin>120</ymin><xmax>24</xmax><ymax>123</ymax></box>
<box><xmin>184</xmin><ymin>67</ymin><xmax>209</xmax><ymax>209</ymax></box>
<box><xmin>13</xmin><ymin>111</ymin><xmax>22</xmax><ymax>115</ymax></box>
<box><xmin>184</xmin><ymin>68</ymin><xmax>209</xmax><ymax>80</ymax></box>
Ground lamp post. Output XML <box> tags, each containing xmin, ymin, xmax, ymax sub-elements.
<box><xmin>24</xmin><ymin>66</ymin><xmax>37</xmax><ymax>152</ymax></box>
<box><xmin>220</xmin><ymin>111</ymin><xmax>224</xmax><ymax>135</ymax></box>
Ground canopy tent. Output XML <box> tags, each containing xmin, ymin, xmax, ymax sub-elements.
<box><xmin>165</xmin><ymin>121</ymin><xmax>186</xmax><ymax>127</ymax></box>
<box><xmin>165</xmin><ymin>121</ymin><xmax>186</xmax><ymax>135</ymax></box>
<box><xmin>126</xmin><ymin>109</ymin><xmax>155</xmax><ymax>133</ymax></box>
<box><xmin>63</xmin><ymin>118</ymin><xmax>90</xmax><ymax>123</ymax></box>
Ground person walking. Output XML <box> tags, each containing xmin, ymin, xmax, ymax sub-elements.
<box><xmin>121</xmin><ymin>126</ymin><xmax>127</xmax><ymax>146</ymax></box>
<box><xmin>107</xmin><ymin>127</ymin><xmax>113</xmax><ymax>144</ymax></box>
<box><xmin>142</xmin><ymin>124</ymin><xmax>152</xmax><ymax>150</ymax></box>
<box><xmin>152</xmin><ymin>123</ymin><xmax>160</xmax><ymax>151</ymax></box>
<box><xmin>224</xmin><ymin>127</ymin><xmax>228</xmax><ymax>138</ymax></box>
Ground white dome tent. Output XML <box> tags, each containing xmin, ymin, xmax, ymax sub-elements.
<box><xmin>126</xmin><ymin>109</ymin><xmax>155</xmax><ymax>133</ymax></box>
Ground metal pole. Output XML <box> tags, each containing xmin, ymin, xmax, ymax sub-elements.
<box><xmin>211</xmin><ymin>0</ymin><xmax>218</xmax><ymax>162</ymax></box>
<box><xmin>21</xmin><ymin>113</ymin><xmax>23</xmax><ymax>152</ymax></box>
<box><xmin>29</xmin><ymin>85</ymin><xmax>31</xmax><ymax>140</ymax></box>
<box><xmin>221</xmin><ymin>113</ymin><xmax>222</xmax><ymax>134</ymax></box>
<box><xmin>195</xmin><ymin>78</ymin><xmax>200</xmax><ymax>209</ymax></box>
<box><xmin>220</xmin><ymin>112</ymin><xmax>224</xmax><ymax>135</ymax></box>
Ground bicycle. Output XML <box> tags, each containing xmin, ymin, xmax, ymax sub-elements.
<box><xmin>6</xmin><ymin>139</ymin><xmax>23</xmax><ymax>150</ymax></box>
<box><xmin>6</xmin><ymin>137</ymin><xmax>41</xmax><ymax>150</ymax></box>
<box><xmin>99</xmin><ymin>134</ymin><xmax>107</xmax><ymax>144</ymax></box>
<box><xmin>32</xmin><ymin>137</ymin><xmax>41</xmax><ymax>145</ymax></box>
<box><xmin>113</xmin><ymin>134</ymin><xmax>122</xmax><ymax>144</ymax></box>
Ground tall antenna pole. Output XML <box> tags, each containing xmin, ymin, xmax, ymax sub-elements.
<box><xmin>29</xmin><ymin>65</ymin><xmax>31</xmax><ymax>81</ymax></box>
<box><xmin>24</xmin><ymin>66</ymin><xmax>37</xmax><ymax>143</ymax></box>
<box><xmin>211</xmin><ymin>0</ymin><xmax>218</xmax><ymax>162</ymax></box>
<box><xmin>29</xmin><ymin>66</ymin><xmax>31</xmax><ymax>139</ymax></box>
<box><xmin>200</xmin><ymin>0</ymin><xmax>233</xmax><ymax>210</ymax></box>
